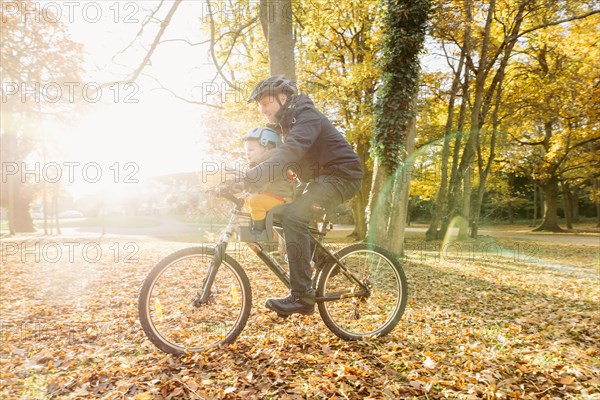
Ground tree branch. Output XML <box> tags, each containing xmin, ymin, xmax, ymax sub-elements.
<box><xmin>158</xmin><ymin>38</ymin><xmax>211</xmax><ymax>47</ymax></box>
<box><xmin>113</xmin><ymin>0</ymin><xmax>165</xmax><ymax>64</ymax></box>
<box><xmin>126</xmin><ymin>0</ymin><xmax>183</xmax><ymax>82</ymax></box>
<box><xmin>517</xmin><ymin>9</ymin><xmax>600</xmax><ymax>39</ymax></box>
<box><xmin>207</xmin><ymin>0</ymin><xmax>258</xmax><ymax>90</ymax></box>
<box><xmin>508</xmin><ymin>131</ymin><xmax>545</xmax><ymax>146</ymax></box>
<box><xmin>569</xmin><ymin>135</ymin><xmax>600</xmax><ymax>150</ymax></box>
<box><xmin>146</xmin><ymin>74</ymin><xmax>224</xmax><ymax>109</ymax></box>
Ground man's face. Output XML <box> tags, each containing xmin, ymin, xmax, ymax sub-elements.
<box><xmin>244</xmin><ymin>139</ymin><xmax>266</xmax><ymax>163</ymax></box>
<box><xmin>257</xmin><ymin>93</ymin><xmax>287</xmax><ymax>124</ymax></box>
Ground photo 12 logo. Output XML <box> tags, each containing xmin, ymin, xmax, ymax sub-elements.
<box><xmin>1</xmin><ymin>1</ymin><xmax>143</xmax><ymax>24</ymax></box>
<box><xmin>1</xmin><ymin>320</ymin><xmax>127</xmax><ymax>344</ymax></box>
<box><xmin>199</xmin><ymin>1</ymin><xmax>295</xmax><ymax>24</ymax></box>
<box><xmin>1</xmin><ymin>81</ymin><xmax>139</xmax><ymax>104</ymax></box>
<box><xmin>1</xmin><ymin>162</ymin><xmax>140</xmax><ymax>184</ymax></box>
<box><xmin>191</xmin><ymin>81</ymin><xmax>250</xmax><ymax>105</ymax></box>
<box><xmin>1</xmin><ymin>241</ymin><xmax>139</xmax><ymax>264</ymax></box>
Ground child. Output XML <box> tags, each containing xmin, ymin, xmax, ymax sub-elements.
<box><xmin>242</xmin><ymin>127</ymin><xmax>295</xmax><ymax>233</ymax></box>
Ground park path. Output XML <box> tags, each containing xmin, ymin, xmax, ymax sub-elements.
<box><xmin>403</xmin><ymin>224</ymin><xmax>600</xmax><ymax>246</ymax></box>
<box><xmin>3</xmin><ymin>219</ymin><xmax>598</xmax><ymax>247</ymax></box>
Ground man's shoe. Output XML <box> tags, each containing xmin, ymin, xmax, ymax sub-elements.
<box><xmin>265</xmin><ymin>293</ymin><xmax>315</xmax><ymax>316</ymax></box>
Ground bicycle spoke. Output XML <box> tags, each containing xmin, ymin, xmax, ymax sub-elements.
<box><xmin>139</xmin><ymin>247</ymin><xmax>251</xmax><ymax>354</ymax></box>
<box><xmin>317</xmin><ymin>244</ymin><xmax>407</xmax><ymax>339</ymax></box>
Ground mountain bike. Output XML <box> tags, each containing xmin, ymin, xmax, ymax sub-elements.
<box><xmin>138</xmin><ymin>187</ymin><xmax>408</xmax><ymax>355</ymax></box>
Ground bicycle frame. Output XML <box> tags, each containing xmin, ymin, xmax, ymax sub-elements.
<box><xmin>196</xmin><ymin>191</ymin><xmax>371</xmax><ymax>305</ymax></box>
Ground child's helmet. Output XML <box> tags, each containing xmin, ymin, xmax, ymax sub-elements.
<box><xmin>242</xmin><ymin>127</ymin><xmax>282</xmax><ymax>147</ymax></box>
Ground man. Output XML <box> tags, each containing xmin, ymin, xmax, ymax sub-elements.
<box><xmin>242</xmin><ymin>75</ymin><xmax>363</xmax><ymax>316</ymax></box>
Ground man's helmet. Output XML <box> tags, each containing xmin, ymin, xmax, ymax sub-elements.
<box><xmin>247</xmin><ymin>75</ymin><xmax>297</xmax><ymax>103</ymax></box>
<box><xmin>242</xmin><ymin>126</ymin><xmax>282</xmax><ymax>147</ymax></box>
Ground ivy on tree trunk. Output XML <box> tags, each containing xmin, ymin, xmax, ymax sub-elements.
<box><xmin>367</xmin><ymin>0</ymin><xmax>431</xmax><ymax>247</ymax></box>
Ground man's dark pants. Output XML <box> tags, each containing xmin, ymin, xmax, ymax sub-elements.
<box><xmin>280</xmin><ymin>175</ymin><xmax>362</xmax><ymax>296</ymax></box>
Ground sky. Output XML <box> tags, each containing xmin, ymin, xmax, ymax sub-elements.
<box><xmin>62</xmin><ymin>1</ymin><xmax>216</xmax><ymax>171</ymax></box>
<box><xmin>28</xmin><ymin>1</ymin><xmax>223</xmax><ymax>197</ymax></box>
<box><xmin>19</xmin><ymin>1</ymin><xmax>448</xmax><ymax>199</ymax></box>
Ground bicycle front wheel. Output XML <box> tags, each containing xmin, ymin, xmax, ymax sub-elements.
<box><xmin>316</xmin><ymin>243</ymin><xmax>407</xmax><ymax>340</ymax></box>
<box><xmin>138</xmin><ymin>246</ymin><xmax>252</xmax><ymax>355</ymax></box>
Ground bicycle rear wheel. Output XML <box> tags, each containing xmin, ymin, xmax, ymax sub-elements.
<box><xmin>316</xmin><ymin>243</ymin><xmax>407</xmax><ymax>340</ymax></box>
<box><xmin>138</xmin><ymin>246</ymin><xmax>252</xmax><ymax>354</ymax></box>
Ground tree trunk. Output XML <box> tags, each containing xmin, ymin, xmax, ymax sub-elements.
<box><xmin>260</xmin><ymin>0</ymin><xmax>295</xmax><ymax>253</ymax></box>
<box><xmin>7</xmin><ymin>172</ymin><xmax>16</xmax><ymax>236</ymax></box>
<box><xmin>52</xmin><ymin>184</ymin><xmax>61</xmax><ymax>235</ymax></box>
<box><xmin>368</xmin><ymin>0</ymin><xmax>431</xmax><ymax>247</ymax></box>
<box><xmin>473</xmin><ymin>3</ymin><xmax>527</xmax><ymax>235</ymax></box>
<box><xmin>11</xmin><ymin>186</ymin><xmax>35</xmax><ymax>233</ymax></box>
<box><xmin>461</xmin><ymin>0</ymin><xmax>494</xmax><ymax>236</ymax></box>
<box><xmin>426</xmin><ymin>43</ymin><xmax>466</xmax><ymax>241</ymax></box>
<box><xmin>472</xmin><ymin>181</ymin><xmax>486</xmax><ymax>238</ymax></box>
<box><xmin>349</xmin><ymin>141</ymin><xmax>372</xmax><ymax>240</ymax></box>
<box><xmin>442</xmin><ymin>66</ymin><xmax>470</xmax><ymax>237</ymax></box>
<box><xmin>471</xmin><ymin>80</ymin><xmax>502</xmax><ymax>238</ymax></box>
<box><xmin>261</xmin><ymin>0</ymin><xmax>296</xmax><ymax>81</ymax></box>
<box><xmin>425</xmin><ymin>133</ymin><xmax>449</xmax><ymax>240</ymax></box>
<box><xmin>3</xmin><ymin>133</ymin><xmax>35</xmax><ymax>234</ymax></box>
<box><xmin>534</xmin><ymin>179</ymin><xmax>563</xmax><ymax>232</ymax></box>
<box><xmin>455</xmin><ymin>0</ymin><xmax>479</xmax><ymax>240</ymax></box>
<box><xmin>406</xmin><ymin>197</ymin><xmax>412</xmax><ymax>227</ymax></box>
<box><xmin>531</xmin><ymin>183</ymin><xmax>538</xmax><ymax>227</ymax></box>
<box><xmin>43</xmin><ymin>181</ymin><xmax>49</xmax><ymax>234</ymax></box>
<box><xmin>389</xmin><ymin>107</ymin><xmax>417</xmax><ymax>255</ymax></box>
<box><xmin>459</xmin><ymin>163</ymin><xmax>472</xmax><ymax>239</ymax></box>
<box><xmin>561</xmin><ymin>182</ymin><xmax>573</xmax><ymax>230</ymax></box>
<box><xmin>539</xmin><ymin>182</ymin><xmax>545</xmax><ymax>224</ymax></box>
<box><xmin>437</xmin><ymin>0</ymin><xmax>473</xmax><ymax>240</ymax></box>
<box><xmin>595</xmin><ymin>178</ymin><xmax>600</xmax><ymax>227</ymax></box>
<box><xmin>366</xmin><ymin>162</ymin><xmax>392</xmax><ymax>244</ymax></box>
<box><xmin>572</xmin><ymin>187</ymin><xmax>579</xmax><ymax>223</ymax></box>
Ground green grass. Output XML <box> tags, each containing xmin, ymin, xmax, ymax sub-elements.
<box><xmin>20</xmin><ymin>371</ymin><xmax>48</xmax><ymax>400</ymax></box>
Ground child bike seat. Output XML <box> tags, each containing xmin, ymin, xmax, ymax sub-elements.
<box><xmin>237</xmin><ymin>202</ymin><xmax>330</xmax><ymax>243</ymax></box>
<box><xmin>238</xmin><ymin>203</ymin><xmax>288</xmax><ymax>243</ymax></box>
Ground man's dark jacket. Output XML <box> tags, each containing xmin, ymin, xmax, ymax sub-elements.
<box><xmin>244</xmin><ymin>94</ymin><xmax>363</xmax><ymax>191</ymax></box>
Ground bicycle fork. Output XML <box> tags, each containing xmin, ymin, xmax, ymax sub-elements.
<box><xmin>194</xmin><ymin>241</ymin><xmax>227</xmax><ymax>306</ymax></box>
<box><xmin>194</xmin><ymin>211</ymin><xmax>238</xmax><ymax>306</ymax></box>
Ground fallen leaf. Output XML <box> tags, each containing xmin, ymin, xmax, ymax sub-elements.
<box><xmin>559</xmin><ymin>376</ymin><xmax>575</xmax><ymax>385</ymax></box>
<box><xmin>224</xmin><ymin>386</ymin><xmax>236</xmax><ymax>394</ymax></box>
<box><xmin>424</xmin><ymin>356</ymin><xmax>437</xmax><ymax>369</ymax></box>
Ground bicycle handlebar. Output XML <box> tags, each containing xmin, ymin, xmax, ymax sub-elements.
<box><xmin>204</xmin><ymin>187</ymin><xmax>245</xmax><ymax>209</ymax></box>
<box><xmin>222</xmin><ymin>191</ymin><xmax>245</xmax><ymax>208</ymax></box>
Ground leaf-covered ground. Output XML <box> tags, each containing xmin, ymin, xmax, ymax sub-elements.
<box><xmin>1</xmin><ymin>233</ymin><xmax>598</xmax><ymax>399</ymax></box>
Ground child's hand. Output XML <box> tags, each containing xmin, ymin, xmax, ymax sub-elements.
<box><xmin>222</xmin><ymin>179</ymin><xmax>246</xmax><ymax>193</ymax></box>
<box><xmin>286</xmin><ymin>169</ymin><xmax>298</xmax><ymax>181</ymax></box>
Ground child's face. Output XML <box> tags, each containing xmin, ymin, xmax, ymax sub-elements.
<box><xmin>244</xmin><ymin>140</ymin><xmax>267</xmax><ymax>163</ymax></box>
